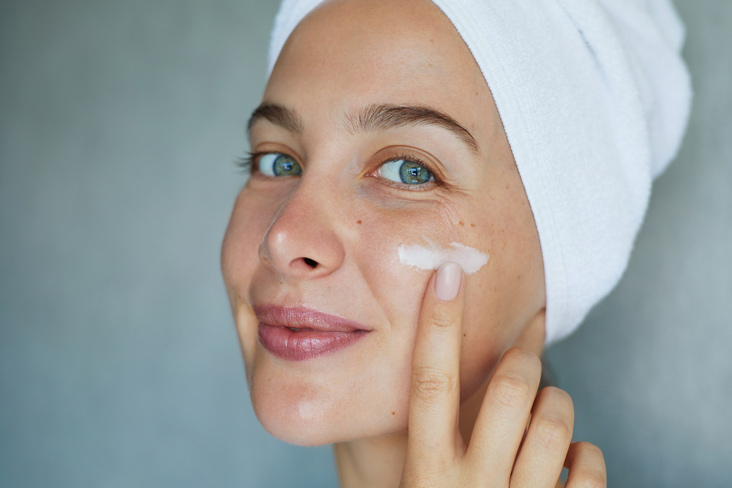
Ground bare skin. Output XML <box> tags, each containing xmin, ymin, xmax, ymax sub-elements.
<box><xmin>343</xmin><ymin>265</ymin><xmax>607</xmax><ymax>488</ymax></box>
<box><xmin>221</xmin><ymin>0</ymin><xmax>607</xmax><ymax>486</ymax></box>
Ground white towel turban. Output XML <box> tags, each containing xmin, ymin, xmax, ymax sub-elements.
<box><xmin>266</xmin><ymin>0</ymin><xmax>693</xmax><ymax>345</ymax></box>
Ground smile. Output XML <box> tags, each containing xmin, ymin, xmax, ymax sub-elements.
<box><xmin>255</xmin><ymin>305</ymin><xmax>372</xmax><ymax>361</ymax></box>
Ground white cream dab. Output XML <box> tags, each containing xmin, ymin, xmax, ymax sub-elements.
<box><xmin>397</xmin><ymin>240</ymin><xmax>489</xmax><ymax>274</ymax></box>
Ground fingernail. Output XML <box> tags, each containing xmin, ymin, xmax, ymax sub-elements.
<box><xmin>435</xmin><ymin>262</ymin><xmax>462</xmax><ymax>301</ymax></box>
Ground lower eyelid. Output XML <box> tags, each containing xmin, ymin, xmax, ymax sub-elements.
<box><xmin>372</xmin><ymin>174</ymin><xmax>438</xmax><ymax>193</ymax></box>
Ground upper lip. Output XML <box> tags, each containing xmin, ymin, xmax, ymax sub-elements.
<box><xmin>254</xmin><ymin>304</ymin><xmax>372</xmax><ymax>332</ymax></box>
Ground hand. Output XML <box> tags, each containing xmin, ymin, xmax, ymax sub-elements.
<box><xmin>399</xmin><ymin>262</ymin><xmax>606</xmax><ymax>487</ymax></box>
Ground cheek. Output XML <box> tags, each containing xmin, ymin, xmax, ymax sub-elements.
<box><xmin>348</xmin><ymin>204</ymin><xmax>478</xmax><ymax>406</ymax></box>
<box><xmin>353</xmin><ymin>213</ymin><xmax>427</xmax><ymax>347</ymax></box>
<box><xmin>221</xmin><ymin>189</ymin><xmax>277</xmax><ymax>295</ymax></box>
<box><xmin>221</xmin><ymin>189</ymin><xmax>286</xmax><ymax>378</ymax></box>
<box><xmin>450</xmin><ymin>180</ymin><xmax>545</xmax><ymax>399</ymax></box>
<box><xmin>352</xmin><ymin>204</ymin><xmax>459</xmax><ymax>337</ymax></box>
<box><xmin>458</xmin><ymin>273</ymin><xmax>512</xmax><ymax>399</ymax></box>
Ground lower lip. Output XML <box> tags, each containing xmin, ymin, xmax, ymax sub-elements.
<box><xmin>258</xmin><ymin>323</ymin><xmax>369</xmax><ymax>361</ymax></box>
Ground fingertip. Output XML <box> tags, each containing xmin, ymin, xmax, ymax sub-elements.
<box><xmin>435</xmin><ymin>262</ymin><xmax>463</xmax><ymax>301</ymax></box>
<box><xmin>502</xmin><ymin>347</ymin><xmax>542</xmax><ymax>370</ymax></box>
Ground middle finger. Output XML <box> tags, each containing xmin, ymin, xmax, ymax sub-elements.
<box><xmin>465</xmin><ymin>348</ymin><xmax>542</xmax><ymax>483</ymax></box>
<box><xmin>510</xmin><ymin>386</ymin><xmax>574</xmax><ymax>488</ymax></box>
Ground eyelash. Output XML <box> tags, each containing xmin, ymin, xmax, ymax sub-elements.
<box><xmin>235</xmin><ymin>152</ymin><xmax>256</xmax><ymax>175</ymax></box>
<box><xmin>234</xmin><ymin>151</ymin><xmax>444</xmax><ymax>191</ymax></box>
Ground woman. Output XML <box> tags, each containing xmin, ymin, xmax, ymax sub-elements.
<box><xmin>221</xmin><ymin>0</ymin><xmax>691</xmax><ymax>485</ymax></box>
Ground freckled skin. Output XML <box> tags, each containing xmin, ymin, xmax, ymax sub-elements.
<box><xmin>221</xmin><ymin>0</ymin><xmax>545</xmax><ymax>446</ymax></box>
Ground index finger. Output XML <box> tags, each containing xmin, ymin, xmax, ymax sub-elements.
<box><xmin>406</xmin><ymin>262</ymin><xmax>466</xmax><ymax>467</ymax></box>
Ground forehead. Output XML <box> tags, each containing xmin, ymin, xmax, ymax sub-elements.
<box><xmin>263</xmin><ymin>0</ymin><xmax>498</xmax><ymax>144</ymax></box>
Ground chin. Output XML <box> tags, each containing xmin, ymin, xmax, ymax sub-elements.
<box><xmin>251</xmin><ymin>395</ymin><xmax>390</xmax><ymax>447</ymax></box>
<box><xmin>253</xmin><ymin>406</ymin><xmax>336</xmax><ymax>447</ymax></box>
<box><xmin>249</xmin><ymin>366</ymin><xmax>411</xmax><ymax>446</ymax></box>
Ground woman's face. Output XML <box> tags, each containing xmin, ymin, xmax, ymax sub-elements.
<box><xmin>221</xmin><ymin>0</ymin><xmax>545</xmax><ymax>445</ymax></box>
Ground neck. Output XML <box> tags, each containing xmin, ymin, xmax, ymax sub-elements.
<box><xmin>334</xmin><ymin>432</ymin><xmax>408</xmax><ymax>488</ymax></box>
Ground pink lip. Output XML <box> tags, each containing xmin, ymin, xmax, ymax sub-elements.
<box><xmin>255</xmin><ymin>305</ymin><xmax>372</xmax><ymax>361</ymax></box>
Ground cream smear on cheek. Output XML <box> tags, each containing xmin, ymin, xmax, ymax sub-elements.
<box><xmin>397</xmin><ymin>240</ymin><xmax>489</xmax><ymax>274</ymax></box>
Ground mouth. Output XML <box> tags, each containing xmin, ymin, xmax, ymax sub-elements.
<box><xmin>254</xmin><ymin>305</ymin><xmax>372</xmax><ymax>361</ymax></box>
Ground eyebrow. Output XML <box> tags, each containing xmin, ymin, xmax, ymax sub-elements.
<box><xmin>346</xmin><ymin>103</ymin><xmax>478</xmax><ymax>152</ymax></box>
<box><xmin>247</xmin><ymin>102</ymin><xmax>478</xmax><ymax>152</ymax></box>
<box><xmin>248</xmin><ymin>103</ymin><xmax>304</xmax><ymax>134</ymax></box>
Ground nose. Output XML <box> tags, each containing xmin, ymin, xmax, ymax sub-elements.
<box><xmin>259</xmin><ymin>182</ymin><xmax>346</xmax><ymax>281</ymax></box>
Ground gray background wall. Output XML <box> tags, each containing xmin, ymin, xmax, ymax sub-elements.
<box><xmin>0</xmin><ymin>0</ymin><xmax>729</xmax><ymax>486</ymax></box>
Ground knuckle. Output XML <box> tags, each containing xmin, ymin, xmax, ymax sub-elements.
<box><xmin>573</xmin><ymin>470</ymin><xmax>607</xmax><ymax>488</ymax></box>
<box><xmin>411</xmin><ymin>367</ymin><xmax>455</xmax><ymax>401</ymax></box>
<box><xmin>504</xmin><ymin>347</ymin><xmax>542</xmax><ymax>372</ymax></box>
<box><xmin>400</xmin><ymin>471</ymin><xmax>454</xmax><ymax>488</ymax></box>
<box><xmin>576</xmin><ymin>441</ymin><xmax>605</xmax><ymax>460</ymax></box>
<box><xmin>490</xmin><ymin>373</ymin><xmax>534</xmax><ymax>408</ymax></box>
<box><xmin>428</xmin><ymin>309</ymin><xmax>455</xmax><ymax>330</ymax></box>
<box><xmin>401</xmin><ymin>465</ymin><xmax>455</xmax><ymax>488</ymax></box>
<box><xmin>569</xmin><ymin>442</ymin><xmax>606</xmax><ymax>488</ymax></box>
<box><xmin>540</xmin><ymin>386</ymin><xmax>575</xmax><ymax>414</ymax></box>
<box><xmin>533</xmin><ymin>415</ymin><xmax>572</xmax><ymax>449</ymax></box>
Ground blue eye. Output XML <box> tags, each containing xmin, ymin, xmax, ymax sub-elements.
<box><xmin>258</xmin><ymin>153</ymin><xmax>302</xmax><ymax>177</ymax></box>
<box><xmin>378</xmin><ymin>159</ymin><xmax>433</xmax><ymax>185</ymax></box>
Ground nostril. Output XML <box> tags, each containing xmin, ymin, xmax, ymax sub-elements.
<box><xmin>303</xmin><ymin>257</ymin><xmax>318</xmax><ymax>268</ymax></box>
